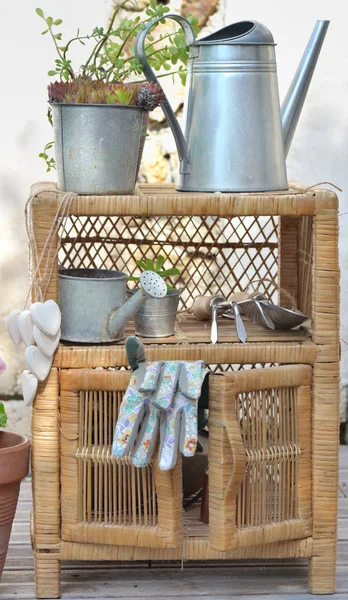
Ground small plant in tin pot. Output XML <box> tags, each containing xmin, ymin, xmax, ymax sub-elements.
<box><xmin>0</xmin><ymin>358</ymin><xmax>31</xmax><ymax>578</ymax></box>
<box><xmin>36</xmin><ymin>1</ymin><xmax>199</xmax><ymax>195</ymax></box>
<box><xmin>127</xmin><ymin>256</ymin><xmax>183</xmax><ymax>338</ymax></box>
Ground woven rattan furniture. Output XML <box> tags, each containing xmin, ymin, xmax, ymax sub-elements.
<box><xmin>30</xmin><ymin>182</ymin><xmax>340</xmax><ymax>598</ymax></box>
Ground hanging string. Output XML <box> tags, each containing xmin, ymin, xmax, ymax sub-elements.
<box><xmin>23</xmin><ymin>188</ymin><xmax>77</xmax><ymax>310</ymax></box>
<box><xmin>304</xmin><ymin>181</ymin><xmax>342</xmax><ymax>193</ymax></box>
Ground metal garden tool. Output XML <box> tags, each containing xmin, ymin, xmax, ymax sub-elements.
<box><xmin>223</xmin><ymin>292</ymin><xmax>309</xmax><ymax>331</ymax></box>
<box><xmin>192</xmin><ymin>295</ymin><xmax>225</xmax><ymax>344</ymax></box>
<box><xmin>192</xmin><ymin>295</ymin><xmax>247</xmax><ymax>343</ymax></box>
<box><xmin>253</xmin><ymin>299</ymin><xmax>309</xmax><ymax>329</ymax></box>
<box><xmin>214</xmin><ymin>300</ymin><xmax>248</xmax><ymax>343</ymax></box>
<box><xmin>135</xmin><ymin>17</ymin><xmax>329</xmax><ymax>192</ymax></box>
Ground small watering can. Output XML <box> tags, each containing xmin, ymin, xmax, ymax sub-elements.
<box><xmin>135</xmin><ymin>17</ymin><xmax>329</xmax><ymax>192</ymax></box>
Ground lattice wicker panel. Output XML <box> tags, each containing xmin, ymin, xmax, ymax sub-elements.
<box><xmin>77</xmin><ymin>389</ymin><xmax>157</xmax><ymax>527</ymax></box>
<box><xmin>59</xmin><ymin>214</ymin><xmax>278</xmax><ymax>309</ymax></box>
<box><xmin>208</xmin><ymin>363</ymin><xmax>277</xmax><ymax>373</ymax></box>
<box><xmin>236</xmin><ymin>386</ymin><xmax>299</xmax><ymax>529</ymax></box>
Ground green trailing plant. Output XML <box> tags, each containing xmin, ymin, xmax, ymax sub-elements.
<box><xmin>128</xmin><ymin>256</ymin><xmax>181</xmax><ymax>291</ymax></box>
<box><xmin>39</xmin><ymin>141</ymin><xmax>56</xmax><ymax>172</ymax></box>
<box><xmin>0</xmin><ymin>358</ymin><xmax>7</xmax><ymax>428</ymax></box>
<box><xmin>0</xmin><ymin>404</ymin><xmax>6</xmax><ymax>429</ymax></box>
<box><xmin>36</xmin><ymin>1</ymin><xmax>199</xmax><ymax>84</ymax></box>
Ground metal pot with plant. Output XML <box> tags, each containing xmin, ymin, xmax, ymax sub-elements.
<box><xmin>127</xmin><ymin>256</ymin><xmax>182</xmax><ymax>337</ymax></box>
<box><xmin>0</xmin><ymin>358</ymin><xmax>30</xmax><ymax>578</ymax></box>
<box><xmin>36</xmin><ymin>1</ymin><xmax>199</xmax><ymax>195</ymax></box>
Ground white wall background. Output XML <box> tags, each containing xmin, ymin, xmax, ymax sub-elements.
<box><xmin>225</xmin><ymin>0</ymin><xmax>348</xmax><ymax>379</ymax></box>
<box><xmin>0</xmin><ymin>0</ymin><xmax>347</xmax><ymax>394</ymax></box>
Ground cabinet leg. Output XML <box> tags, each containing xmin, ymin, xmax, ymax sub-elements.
<box><xmin>309</xmin><ymin>540</ymin><xmax>336</xmax><ymax>595</ymax></box>
<box><xmin>34</xmin><ymin>552</ymin><xmax>60</xmax><ymax>599</ymax></box>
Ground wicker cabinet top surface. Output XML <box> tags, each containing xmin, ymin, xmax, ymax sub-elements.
<box><xmin>31</xmin><ymin>181</ymin><xmax>338</xmax><ymax>217</ymax></box>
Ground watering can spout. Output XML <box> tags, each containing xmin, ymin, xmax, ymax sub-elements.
<box><xmin>281</xmin><ymin>20</ymin><xmax>330</xmax><ymax>157</ymax></box>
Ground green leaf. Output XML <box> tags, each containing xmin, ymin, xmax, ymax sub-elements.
<box><xmin>35</xmin><ymin>7</ymin><xmax>44</xmax><ymax>18</ymax></box>
<box><xmin>135</xmin><ymin>259</ymin><xmax>148</xmax><ymax>270</ymax></box>
<box><xmin>158</xmin><ymin>267</ymin><xmax>180</xmax><ymax>277</ymax></box>
<box><xmin>0</xmin><ymin>402</ymin><xmax>7</xmax><ymax>429</ymax></box>
<box><xmin>53</xmin><ymin>19</ymin><xmax>62</xmax><ymax>25</ymax></box>
<box><xmin>48</xmin><ymin>70</ymin><xmax>57</xmax><ymax>76</ymax></box>
<box><xmin>155</xmin><ymin>255</ymin><xmax>165</xmax><ymax>271</ymax></box>
<box><xmin>144</xmin><ymin>258</ymin><xmax>155</xmax><ymax>271</ymax></box>
<box><xmin>46</xmin><ymin>16</ymin><xmax>53</xmax><ymax>27</ymax></box>
<box><xmin>41</xmin><ymin>29</ymin><xmax>48</xmax><ymax>35</ymax></box>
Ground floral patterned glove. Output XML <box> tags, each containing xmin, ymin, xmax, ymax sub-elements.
<box><xmin>112</xmin><ymin>361</ymin><xmax>162</xmax><ymax>461</ymax></box>
<box><xmin>112</xmin><ymin>337</ymin><xmax>209</xmax><ymax>470</ymax></box>
<box><xmin>157</xmin><ymin>361</ymin><xmax>209</xmax><ymax>471</ymax></box>
<box><xmin>131</xmin><ymin>361</ymin><xmax>181</xmax><ymax>466</ymax></box>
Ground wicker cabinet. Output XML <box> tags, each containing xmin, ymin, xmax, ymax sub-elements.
<box><xmin>30</xmin><ymin>183</ymin><xmax>340</xmax><ymax>598</ymax></box>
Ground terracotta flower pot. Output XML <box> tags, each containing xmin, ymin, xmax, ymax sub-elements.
<box><xmin>0</xmin><ymin>431</ymin><xmax>30</xmax><ymax>578</ymax></box>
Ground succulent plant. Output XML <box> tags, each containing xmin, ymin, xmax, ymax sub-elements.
<box><xmin>48</xmin><ymin>78</ymin><xmax>164</xmax><ymax>109</ymax></box>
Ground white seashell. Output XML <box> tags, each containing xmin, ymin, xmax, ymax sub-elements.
<box><xmin>7</xmin><ymin>309</ymin><xmax>22</xmax><ymax>345</ymax></box>
<box><xmin>30</xmin><ymin>300</ymin><xmax>61</xmax><ymax>337</ymax></box>
<box><xmin>33</xmin><ymin>325</ymin><xmax>61</xmax><ymax>358</ymax></box>
<box><xmin>17</xmin><ymin>310</ymin><xmax>35</xmax><ymax>347</ymax></box>
<box><xmin>21</xmin><ymin>370</ymin><xmax>38</xmax><ymax>406</ymax></box>
<box><xmin>24</xmin><ymin>346</ymin><xmax>53</xmax><ymax>382</ymax></box>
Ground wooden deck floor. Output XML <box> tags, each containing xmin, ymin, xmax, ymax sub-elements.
<box><xmin>1</xmin><ymin>446</ymin><xmax>347</xmax><ymax>600</ymax></box>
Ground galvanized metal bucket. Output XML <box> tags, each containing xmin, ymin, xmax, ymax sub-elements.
<box><xmin>51</xmin><ymin>104</ymin><xmax>148</xmax><ymax>195</ymax></box>
<box><xmin>58</xmin><ymin>269</ymin><xmax>127</xmax><ymax>343</ymax></box>
<box><xmin>131</xmin><ymin>288</ymin><xmax>182</xmax><ymax>338</ymax></box>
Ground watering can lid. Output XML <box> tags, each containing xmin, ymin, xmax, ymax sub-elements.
<box><xmin>196</xmin><ymin>21</ymin><xmax>275</xmax><ymax>46</ymax></box>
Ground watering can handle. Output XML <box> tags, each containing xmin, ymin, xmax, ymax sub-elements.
<box><xmin>134</xmin><ymin>14</ymin><xmax>196</xmax><ymax>174</ymax></box>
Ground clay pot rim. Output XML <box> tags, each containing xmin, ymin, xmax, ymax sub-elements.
<box><xmin>0</xmin><ymin>431</ymin><xmax>31</xmax><ymax>455</ymax></box>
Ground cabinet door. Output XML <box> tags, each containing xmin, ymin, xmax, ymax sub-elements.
<box><xmin>60</xmin><ymin>369</ymin><xmax>182</xmax><ymax>548</ymax></box>
<box><xmin>209</xmin><ymin>365</ymin><xmax>312</xmax><ymax>551</ymax></box>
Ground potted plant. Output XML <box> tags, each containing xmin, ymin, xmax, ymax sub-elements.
<box><xmin>36</xmin><ymin>1</ymin><xmax>199</xmax><ymax>194</ymax></box>
<box><xmin>0</xmin><ymin>358</ymin><xmax>30</xmax><ymax>578</ymax></box>
<box><xmin>127</xmin><ymin>256</ymin><xmax>182</xmax><ymax>337</ymax></box>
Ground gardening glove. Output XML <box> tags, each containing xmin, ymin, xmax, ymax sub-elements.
<box><xmin>112</xmin><ymin>337</ymin><xmax>163</xmax><ymax>464</ymax></box>
<box><xmin>131</xmin><ymin>360</ymin><xmax>181</xmax><ymax>467</ymax></box>
<box><xmin>157</xmin><ymin>361</ymin><xmax>209</xmax><ymax>471</ymax></box>
<box><xmin>112</xmin><ymin>361</ymin><xmax>163</xmax><ymax>462</ymax></box>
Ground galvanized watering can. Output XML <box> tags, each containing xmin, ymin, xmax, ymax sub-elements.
<box><xmin>58</xmin><ymin>269</ymin><xmax>167</xmax><ymax>343</ymax></box>
<box><xmin>135</xmin><ymin>17</ymin><xmax>329</xmax><ymax>192</ymax></box>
